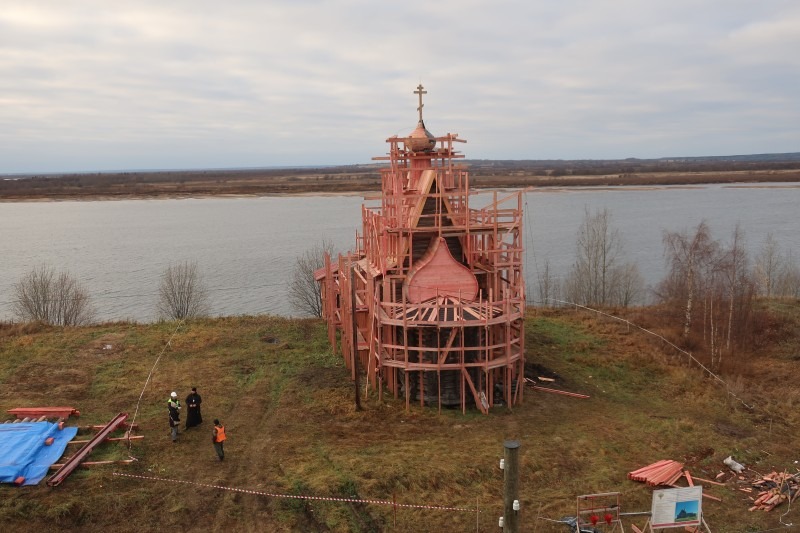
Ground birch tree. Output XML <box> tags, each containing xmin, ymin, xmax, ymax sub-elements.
<box><xmin>659</xmin><ymin>222</ymin><xmax>758</xmax><ymax>369</ymax></box>
<box><xmin>660</xmin><ymin>221</ymin><xmax>718</xmax><ymax>339</ymax></box>
<box><xmin>722</xmin><ymin>225</ymin><xmax>748</xmax><ymax>351</ymax></box>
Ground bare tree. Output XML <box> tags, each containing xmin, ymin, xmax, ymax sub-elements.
<box><xmin>658</xmin><ymin>222</ymin><xmax>758</xmax><ymax>370</ymax></box>
<box><xmin>776</xmin><ymin>251</ymin><xmax>800</xmax><ymax>298</ymax></box>
<box><xmin>563</xmin><ymin>207</ymin><xmax>641</xmax><ymax>307</ymax></box>
<box><xmin>289</xmin><ymin>239</ymin><xmax>335</xmax><ymax>317</ymax></box>
<box><xmin>535</xmin><ymin>258</ymin><xmax>562</xmax><ymax>306</ymax></box>
<box><xmin>157</xmin><ymin>261</ymin><xmax>210</xmax><ymax>320</ymax></box>
<box><xmin>13</xmin><ymin>264</ymin><xmax>95</xmax><ymax>325</ymax></box>
<box><xmin>659</xmin><ymin>221</ymin><xmax>718</xmax><ymax>339</ymax></box>
<box><xmin>754</xmin><ymin>233</ymin><xmax>782</xmax><ymax>298</ymax></box>
<box><xmin>720</xmin><ymin>224</ymin><xmax>753</xmax><ymax>353</ymax></box>
<box><xmin>610</xmin><ymin>262</ymin><xmax>645</xmax><ymax>307</ymax></box>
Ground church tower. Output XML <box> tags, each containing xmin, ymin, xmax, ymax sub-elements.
<box><xmin>317</xmin><ymin>85</ymin><xmax>526</xmax><ymax>413</ymax></box>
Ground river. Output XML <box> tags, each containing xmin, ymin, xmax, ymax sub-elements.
<box><xmin>1</xmin><ymin>183</ymin><xmax>798</xmax><ymax>323</ymax></box>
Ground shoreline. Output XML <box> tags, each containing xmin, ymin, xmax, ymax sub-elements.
<box><xmin>2</xmin><ymin>182</ymin><xmax>800</xmax><ymax>203</ymax></box>
<box><xmin>0</xmin><ymin>190</ymin><xmax>378</xmax><ymax>203</ymax></box>
<box><xmin>2</xmin><ymin>169</ymin><xmax>800</xmax><ymax>202</ymax></box>
<box><xmin>5</xmin><ymin>185</ymin><xmax>800</xmax><ymax>203</ymax></box>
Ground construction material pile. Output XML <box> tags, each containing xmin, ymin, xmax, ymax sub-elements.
<box><xmin>748</xmin><ymin>471</ymin><xmax>800</xmax><ymax>512</ymax></box>
<box><xmin>628</xmin><ymin>460</ymin><xmax>685</xmax><ymax>486</ymax></box>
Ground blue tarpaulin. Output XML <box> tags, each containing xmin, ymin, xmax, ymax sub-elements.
<box><xmin>0</xmin><ymin>422</ymin><xmax>78</xmax><ymax>486</ymax></box>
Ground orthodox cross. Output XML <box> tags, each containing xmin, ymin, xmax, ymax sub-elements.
<box><xmin>414</xmin><ymin>84</ymin><xmax>427</xmax><ymax>122</ymax></box>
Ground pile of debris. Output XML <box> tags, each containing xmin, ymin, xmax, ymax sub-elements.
<box><xmin>747</xmin><ymin>471</ymin><xmax>800</xmax><ymax>512</ymax></box>
<box><xmin>628</xmin><ymin>457</ymin><xmax>800</xmax><ymax>514</ymax></box>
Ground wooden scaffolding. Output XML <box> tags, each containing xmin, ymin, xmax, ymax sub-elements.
<box><xmin>317</xmin><ymin>85</ymin><xmax>525</xmax><ymax>413</ymax></box>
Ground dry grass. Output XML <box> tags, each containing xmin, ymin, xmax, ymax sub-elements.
<box><xmin>0</xmin><ymin>304</ymin><xmax>799</xmax><ymax>532</ymax></box>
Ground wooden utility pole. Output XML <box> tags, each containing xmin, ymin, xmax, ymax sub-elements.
<box><xmin>503</xmin><ymin>440</ymin><xmax>520</xmax><ymax>533</ymax></box>
<box><xmin>350</xmin><ymin>263</ymin><xmax>362</xmax><ymax>411</ymax></box>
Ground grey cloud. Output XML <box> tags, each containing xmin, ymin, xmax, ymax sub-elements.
<box><xmin>0</xmin><ymin>0</ymin><xmax>798</xmax><ymax>172</ymax></box>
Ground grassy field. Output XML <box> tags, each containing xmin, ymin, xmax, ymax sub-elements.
<box><xmin>1</xmin><ymin>305</ymin><xmax>798</xmax><ymax>532</ymax></box>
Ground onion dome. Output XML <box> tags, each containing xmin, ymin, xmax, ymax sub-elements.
<box><xmin>407</xmin><ymin>120</ymin><xmax>436</xmax><ymax>152</ymax></box>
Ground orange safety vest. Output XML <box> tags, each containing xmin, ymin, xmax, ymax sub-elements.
<box><xmin>214</xmin><ymin>425</ymin><xmax>226</xmax><ymax>442</ymax></box>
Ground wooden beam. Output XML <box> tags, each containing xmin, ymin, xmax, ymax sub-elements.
<box><xmin>50</xmin><ymin>459</ymin><xmax>136</xmax><ymax>469</ymax></box>
<box><xmin>461</xmin><ymin>368</ymin><xmax>488</xmax><ymax>415</ymax></box>
<box><xmin>8</xmin><ymin>407</ymin><xmax>80</xmax><ymax>419</ymax></box>
<box><xmin>690</xmin><ymin>476</ymin><xmax>727</xmax><ymax>487</ymax></box>
<box><xmin>67</xmin><ymin>435</ymin><xmax>144</xmax><ymax>445</ymax></box>
<box><xmin>530</xmin><ymin>385</ymin><xmax>590</xmax><ymax>399</ymax></box>
<box><xmin>47</xmin><ymin>412</ymin><xmax>129</xmax><ymax>487</ymax></box>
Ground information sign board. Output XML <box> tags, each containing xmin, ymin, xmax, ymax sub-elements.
<box><xmin>650</xmin><ymin>486</ymin><xmax>702</xmax><ymax>529</ymax></box>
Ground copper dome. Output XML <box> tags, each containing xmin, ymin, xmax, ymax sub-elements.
<box><xmin>407</xmin><ymin>120</ymin><xmax>436</xmax><ymax>152</ymax></box>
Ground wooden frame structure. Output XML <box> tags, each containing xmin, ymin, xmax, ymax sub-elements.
<box><xmin>317</xmin><ymin>85</ymin><xmax>525</xmax><ymax>413</ymax></box>
<box><xmin>576</xmin><ymin>492</ymin><xmax>625</xmax><ymax>532</ymax></box>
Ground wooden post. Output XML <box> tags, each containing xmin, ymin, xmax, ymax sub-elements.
<box><xmin>503</xmin><ymin>440</ymin><xmax>520</xmax><ymax>533</ymax></box>
<box><xmin>350</xmin><ymin>263</ymin><xmax>362</xmax><ymax>411</ymax></box>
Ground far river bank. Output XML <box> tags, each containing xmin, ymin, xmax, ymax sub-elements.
<box><xmin>2</xmin><ymin>167</ymin><xmax>800</xmax><ymax>201</ymax></box>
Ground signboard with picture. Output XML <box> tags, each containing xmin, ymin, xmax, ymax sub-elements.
<box><xmin>650</xmin><ymin>486</ymin><xmax>703</xmax><ymax>529</ymax></box>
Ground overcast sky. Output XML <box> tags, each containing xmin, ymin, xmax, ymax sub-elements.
<box><xmin>1</xmin><ymin>1</ymin><xmax>798</xmax><ymax>173</ymax></box>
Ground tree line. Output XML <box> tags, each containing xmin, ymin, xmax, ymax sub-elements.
<box><xmin>536</xmin><ymin>208</ymin><xmax>800</xmax><ymax>370</ymax></box>
<box><xmin>7</xmin><ymin>214</ymin><xmax>798</xmax><ymax>374</ymax></box>
<box><xmin>467</xmin><ymin>156</ymin><xmax>800</xmax><ymax>177</ymax></box>
<box><xmin>6</xmin><ymin>248</ymin><xmax>330</xmax><ymax>326</ymax></box>
<box><xmin>9</xmin><ymin>261</ymin><xmax>209</xmax><ymax>325</ymax></box>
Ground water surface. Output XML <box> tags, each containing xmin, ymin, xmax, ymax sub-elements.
<box><xmin>1</xmin><ymin>184</ymin><xmax>797</xmax><ymax>322</ymax></box>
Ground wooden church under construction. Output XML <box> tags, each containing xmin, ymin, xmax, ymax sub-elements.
<box><xmin>316</xmin><ymin>86</ymin><xmax>526</xmax><ymax>413</ymax></box>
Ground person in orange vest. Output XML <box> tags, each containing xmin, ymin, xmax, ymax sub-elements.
<box><xmin>212</xmin><ymin>419</ymin><xmax>226</xmax><ymax>461</ymax></box>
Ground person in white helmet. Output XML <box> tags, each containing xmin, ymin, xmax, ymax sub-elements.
<box><xmin>167</xmin><ymin>391</ymin><xmax>181</xmax><ymax>442</ymax></box>
<box><xmin>168</xmin><ymin>391</ymin><xmax>181</xmax><ymax>410</ymax></box>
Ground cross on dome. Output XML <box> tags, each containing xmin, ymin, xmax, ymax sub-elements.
<box><xmin>408</xmin><ymin>84</ymin><xmax>436</xmax><ymax>152</ymax></box>
<box><xmin>414</xmin><ymin>84</ymin><xmax>427</xmax><ymax>123</ymax></box>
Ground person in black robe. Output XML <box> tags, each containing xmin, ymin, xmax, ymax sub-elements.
<box><xmin>185</xmin><ymin>387</ymin><xmax>203</xmax><ymax>429</ymax></box>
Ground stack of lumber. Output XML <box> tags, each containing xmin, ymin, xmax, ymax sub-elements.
<box><xmin>628</xmin><ymin>460</ymin><xmax>685</xmax><ymax>486</ymax></box>
<box><xmin>748</xmin><ymin>471</ymin><xmax>800</xmax><ymax>512</ymax></box>
<box><xmin>7</xmin><ymin>407</ymin><xmax>80</xmax><ymax>419</ymax></box>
